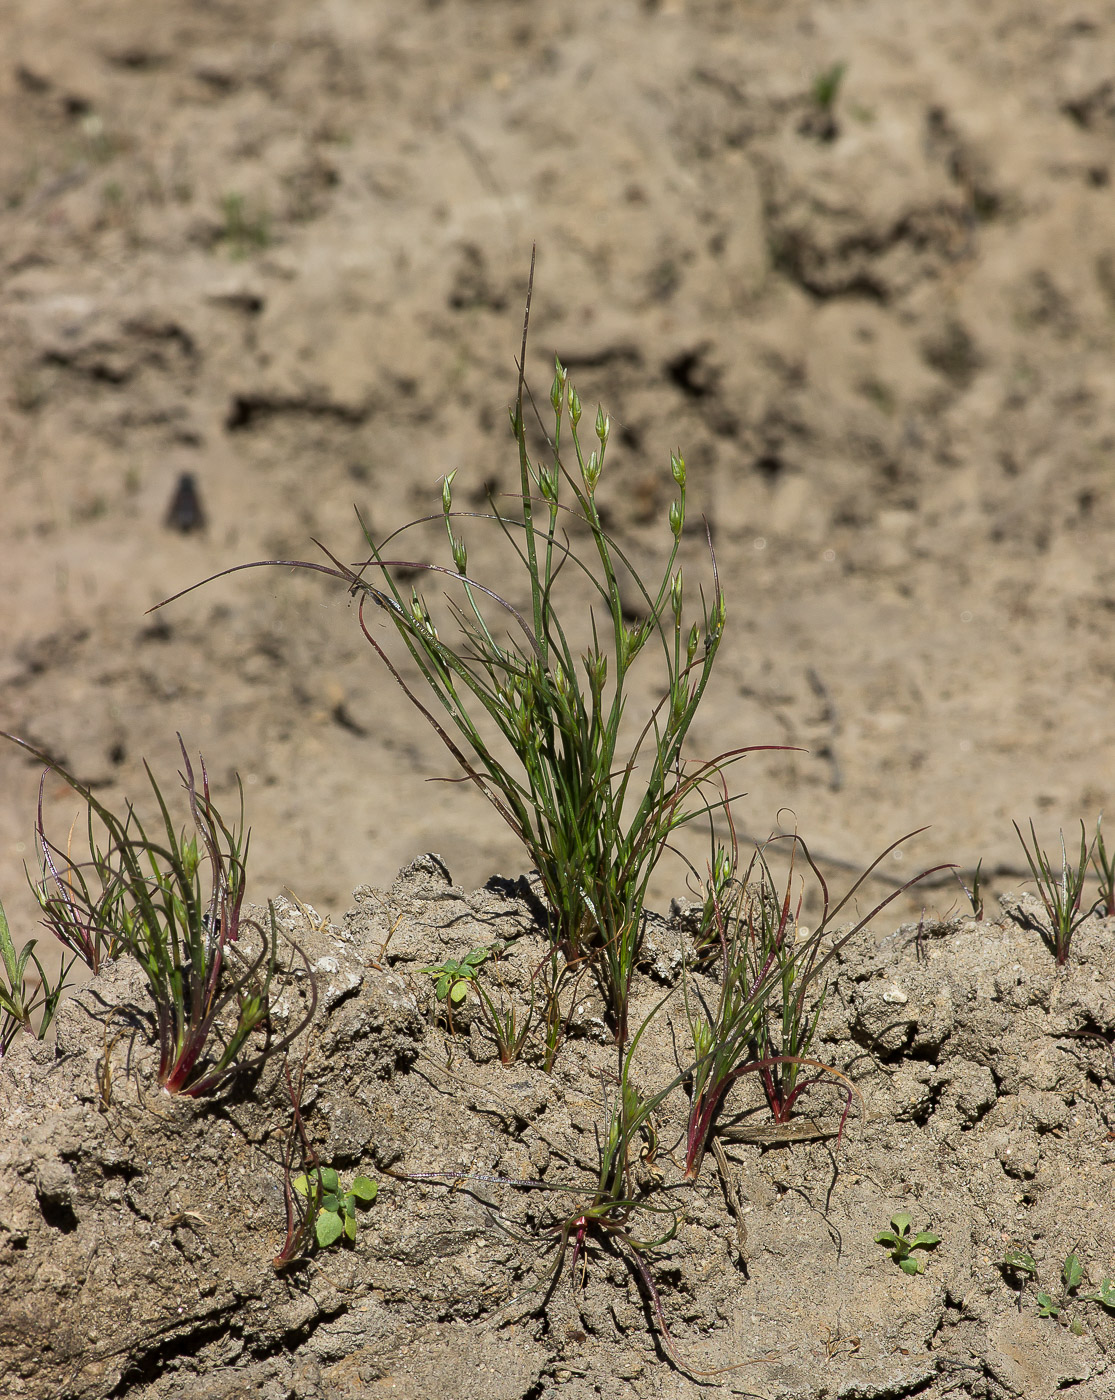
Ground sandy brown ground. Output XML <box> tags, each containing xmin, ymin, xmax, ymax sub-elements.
<box><xmin>3</xmin><ymin>0</ymin><xmax>1115</xmax><ymax>944</ymax></box>
<box><xmin>1</xmin><ymin>2</ymin><xmax>1115</xmax><ymax>1394</ymax></box>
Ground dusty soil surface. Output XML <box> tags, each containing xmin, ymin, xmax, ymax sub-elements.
<box><xmin>2</xmin><ymin>0</ymin><xmax>1115</xmax><ymax>1395</ymax></box>
<box><xmin>2</xmin><ymin>858</ymin><xmax>1115</xmax><ymax>1400</ymax></box>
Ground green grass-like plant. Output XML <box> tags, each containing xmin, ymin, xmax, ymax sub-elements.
<box><xmin>156</xmin><ymin>261</ymin><xmax>764</xmax><ymax>1051</ymax></box>
<box><xmin>0</xmin><ymin>894</ymin><xmax>74</xmax><ymax>1055</ymax></box>
<box><xmin>1091</xmin><ymin>815</ymin><xmax>1115</xmax><ymax>917</ymax></box>
<box><xmin>683</xmin><ymin>827</ymin><xmax>947</xmax><ymax>1177</ymax></box>
<box><xmin>1013</xmin><ymin>819</ymin><xmax>1094</xmax><ymax>963</ymax></box>
<box><xmin>4</xmin><ymin>732</ymin><xmax>316</xmax><ymax>1095</ymax></box>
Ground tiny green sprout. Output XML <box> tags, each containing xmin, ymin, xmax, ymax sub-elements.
<box><xmin>293</xmin><ymin>1166</ymin><xmax>378</xmax><ymax>1248</ymax></box>
<box><xmin>419</xmin><ymin>948</ymin><xmax>489</xmax><ymax>1009</ymax></box>
<box><xmin>956</xmin><ymin>858</ymin><xmax>984</xmax><ymax>920</ymax></box>
<box><xmin>1013</xmin><ymin>819</ymin><xmax>1094</xmax><ymax>963</ymax></box>
<box><xmin>874</xmin><ymin>1212</ymin><xmax>940</xmax><ymax>1275</ymax></box>
<box><xmin>812</xmin><ymin>61</ymin><xmax>847</xmax><ymax>113</ymax></box>
<box><xmin>1035</xmin><ymin>1251</ymin><xmax>1085</xmax><ymax>1320</ymax></box>
<box><xmin>1092</xmin><ymin>814</ymin><xmax>1115</xmax><ymax>917</ymax></box>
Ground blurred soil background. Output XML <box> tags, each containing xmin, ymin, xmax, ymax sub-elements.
<box><xmin>3</xmin><ymin>0</ymin><xmax>1115</xmax><ymax>959</ymax></box>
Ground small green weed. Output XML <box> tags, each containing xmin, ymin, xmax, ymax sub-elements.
<box><xmin>0</xmin><ymin>894</ymin><xmax>74</xmax><ymax>1055</ymax></box>
<box><xmin>219</xmin><ymin>193</ymin><xmax>270</xmax><ymax>257</ymax></box>
<box><xmin>420</xmin><ymin>945</ymin><xmax>535</xmax><ymax>1063</ymax></box>
<box><xmin>956</xmin><ymin>858</ymin><xmax>984</xmax><ymax>920</ymax></box>
<box><xmin>683</xmin><ymin>826</ymin><xmax>945</xmax><ymax>1177</ymax></box>
<box><xmin>874</xmin><ymin>1212</ymin><xmax>940</xmax><ymax>1274</ymax></box>
<box><xmin>812</xmin><ymin>62</ymin><xmax>847</xmax><ymax>113</ymax></box>
<box><xmin>293</xmin><ymin>1166</ymin><xmax>378</xmax><ymax>1248</ymax></box>
<box><xmin>1013</xmin><ymin>819</ymin><xmax>1094</xmax><ymax>963</ymax></box>
<box><xmin>420</xmin><ymin>948</ymin><xmax>489</xmax><ymax>1016</ymax></box>
<box><xmin>1036</xmin><ymin>1252</ymin><xmax>1084</xmax><ymax>1319</ymax></box>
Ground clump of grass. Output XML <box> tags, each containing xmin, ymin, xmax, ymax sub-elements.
<box><xmin>0</xmin><ymin>894</ymin><xmax>74</xmax><ymax>1056</ymax></box>
<box><xmin>4</xmin><ymin>732</ymin><xmax>316</xmax><ymax>1094</ymax></box>
<box><xmin>155</xmin><ymin>258</ymin><xmax>763</xmax><ymax>1053</ymax></box>
<box><xmin>1013</xmin><ymin>819</ymin><xmax>1094</xmax><ymax>963</ymax></box>
<box><xmin>683</xmin><ymin>827</ymin><xmax>949</xmax><ymax>1177</ymax></box>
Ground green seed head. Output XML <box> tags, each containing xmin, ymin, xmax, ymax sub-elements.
<box><xmin>687</xmin><ymin>622</ymin><xmax>700</xmax><ymax>663</ymax></box>
<box><xmin>671</xmin><ymin>569</ymin><xmax>684</xmax><ymax>618</ymax></box>
<box><xmin>583</xmin><ymin>449</ymin><xmax>600</xmax><ymax>492</ymax></box>
<box><xmin>670</xmin><ymin>451</ymin><xmax>686</xmax><ymax>489</ymax></box>
<box><xmin>441</xmin><ymin>471</ymin><xmax>456</xmax><ymax>516</ymax></box>
<box><xmin>595</xmin><ymin>406</ymin><xmax>610</xmax><ymax>445</ymax></box>
<box><xmin>669</xmin><ymin>498</ymin><xmax>684</xmax><ymax>538</ymax></box>
<box><xmin>452</xmin><ymin>536</ymin><xmax>467</xmax><ymax>574</ymax></box>
<box><xmin>568</xmin><ymin>384</ymin><xmax>582</xmax><ymax>426</ymax></box>
<box><xmin>550</xmin><ymin>361</ymin><xmax>566</xmax><ymax>413</ymax></box>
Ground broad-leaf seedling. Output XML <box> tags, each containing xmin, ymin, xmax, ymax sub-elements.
<box><xmin>875</xmin><ymin>1212</ymin><xmax>940</xmax><ymax>1274</ymax></box>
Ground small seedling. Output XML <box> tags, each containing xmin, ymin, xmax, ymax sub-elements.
<box><xmin>956</xmin><ymin>858</ymin><xmax>984</xmax><ymax>920</ymax></box>
<box><xmin>683</xmin><ymin>825</ymin><xmax>945</xmax><ymax>1178</ymax></box>
<box><xmin>874</xmin><ymin>1212</ymin><xmax>940</xmax><ymax>1274</ymax></box>
<box><xmin>0</xmin><ymin>894</ymin><xmax>74</xmax><ymax>1055</ymax></box>
<box><xmin>1000</xmin><ymin>1248</ymin><xmax>1037</xmax><ymax>1281</ymax></box>
<box><xmin>1013</xmin><ymin>819</ymin><xmax>1094</xmax><ymax>963</ymax></box>
<box><xmin>801</xmin><ymin>61</ymin><xmax>847</xmax><ymax>141</ymax></box>
<box><xmin>293</xmin><ymin>1166</ymin><xmax>378</xmax><ymax>1247</ymax></box>
<box><xmin>1092</xmin><ymin>815</ymin><xmax>1115</xmax><ymax>917</ymax></box>
<box><xmin>999</xmin><ymin>1248</ymin><xmax>1037</xmax><ymax>1311</ymax></box>
<box><xmin>419</xmin><ymin>948</ymin><xmax>489</xmax><ymax>1013</ymax></box>
<box><xmin>219</xmin><ymin>192</ymin><xmax>270</xmax><ymax>257</ymax></box>
<box><xmin>812</xmin><ymin>62</ymin><xmax>847</xmax><ymax>113</ymax></box>
<box><xmin>1036</xmin><ymin>1252</ymin><xmax>1083</xmax><ymax>1319</ymax></box>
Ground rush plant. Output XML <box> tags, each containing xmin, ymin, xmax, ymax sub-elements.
<box><xmin>0</xmin><ymin>894</ymin><xmax>74</xmax><ymax>1055</ymax></box>
<box><xmin>682</xmin><ymin>828</ymin><xmax>946</xmax><ymax>1177</ymax></box>
<box><xmin>1013</xmin><ymin>819</ymin><xmax>1094</xmax><ymax>963</ymax></box>
<box><xmin>155</xmin><ymin>259</ymin><xmax>764</xmax><ymax>1049</ymax></box>
<box><xmin>3</xmin><ymin>733</ymin><xmax>316</xmax><ymax>1094</ymax></box>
